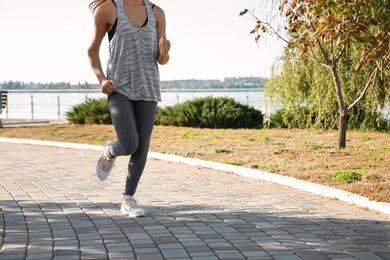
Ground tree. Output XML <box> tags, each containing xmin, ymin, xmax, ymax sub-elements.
<box><xmin>266</xmin><ymin>47</ymin><xmax>390</xmax><ymax>131</ymax></box>
<box><xmin>241</xmin><ymin>0</ymin><xmax>390</xmax><ymax>148</ymax></box>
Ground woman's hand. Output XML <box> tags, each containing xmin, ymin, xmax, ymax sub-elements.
<box><xmin>101</xmin><ymin>79</ymin><xmax>116</xmax><ymax>94</ymax></box>
<box><xmin>159</xmin><ymin>35</ymin><xmax>171</xmax><ymax>55</ymax></box>
<box><xmin>158</xmin><ymin>35</ymin><xmax>170</xmax><ymax>65</ymax></box>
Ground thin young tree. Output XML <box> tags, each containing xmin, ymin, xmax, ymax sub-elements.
<box><xmin>241</xmin><ymin>0</ymin><xmax>390</xmax><ymax>148</ymax></box>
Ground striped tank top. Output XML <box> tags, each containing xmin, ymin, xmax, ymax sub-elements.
<box><xmin>107</xmin><ymin>0</ymin><xmax>161</xmax><ymax>102</ymax></box>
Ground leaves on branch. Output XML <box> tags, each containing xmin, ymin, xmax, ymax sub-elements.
<box><xmin>250</xmin><ymin>24</ymin><xmax>261</xmax><ymax>34</ymax></box>
<box><xmin>239</xmin><ymin>9</ymin><xmax>248</xmax><ymax>16</ymax></box>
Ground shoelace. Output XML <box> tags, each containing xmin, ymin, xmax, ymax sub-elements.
<box><xmin>126</xmin><ymin>197</ymin><xmax>140</xmax><ymax>209</ymax></box>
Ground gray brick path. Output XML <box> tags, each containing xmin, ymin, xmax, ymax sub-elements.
<box><xmin>0</xmin><ymin>142</ymin><xmax>389</xmax><ymax>260</ymax></box>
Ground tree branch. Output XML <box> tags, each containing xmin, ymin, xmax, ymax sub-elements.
<box><xmin>304</xmin><ymin>53</ymin><xmax>331</xmax><ymax>69</ymax></box>
<box><xmin>347</xmin><ymin>67</ymin><xmax>378</xmax><ymax>111</ymax></box>
<box><xmin>308</xmin><ymin>45</ymin><xmax>321</xmax><ymax>64</ymax></box>
<box><xmin>316</xmin><ymin>37</ymin><xmax>332</xmax><ymax>65</ymax></box>
<box><xmin>335</xmin><ymin>44</ymin><xmax>346</xmax><ymax>63</ymax></box>
<box><xmin>310</xmin><ymin>20</ymin><xmax>331</xmax><ymax>66</ymax></box>
<box><xmin>247</xmin><ymin>11</ymin><xmax>290</xmax><ymax>44</ymax></box>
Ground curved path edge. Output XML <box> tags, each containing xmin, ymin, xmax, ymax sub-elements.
<box><xmin>1</xmin><ymin>137</ymin><xmax>389</xmax><ymax>216</ymax></box>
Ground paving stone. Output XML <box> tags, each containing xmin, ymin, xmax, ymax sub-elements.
<box><xmin>161</xmin><ymin>248</ymin><xmax>189</xmax><ymax>258</ymax></box>
<box><xmin>26</xmin><ymin>253</ymin><xmax>53</xmax><ymax>260</ymax></box>
<box><xmin>136</xmin><ymin>253</ymin><xmax>164</xmax><ymax>260</ymax></box>
<box><xmin>1</xmin><ymin>142</ymin><xmax>390</xmax><ymax>260</ymax></box>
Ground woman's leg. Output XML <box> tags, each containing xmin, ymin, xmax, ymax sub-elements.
<box><xmin>107</xmin><ymin>92</ymin><xmax>157</xmax><ymax>195</ymax></box>
<box><xmin>125</xmin><ymin>100</ymin><xmax>157</xmax><ymax>195</ymax></box>
<box><xmin>108</xmin><ymin>92</ymin><xmax>138</xmax><ymax>157</ymax></box>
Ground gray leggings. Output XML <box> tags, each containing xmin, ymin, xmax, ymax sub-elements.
<box><xmin>107</xmin><ymin>91</ymin><xmax>157</xmax><ymax>196</ymax></box>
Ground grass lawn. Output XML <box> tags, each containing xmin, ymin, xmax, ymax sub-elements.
<box><xmin>1</xmin><ymin>123</ymin><xmax>389</xmax><ymax>202</ymax></box>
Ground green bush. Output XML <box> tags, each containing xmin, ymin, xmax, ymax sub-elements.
<box><xmin>268</xmin><ymin>107</ymin><xmax>390</xmax><ymax>130</ymax></box>
<box><xmin>268</xmin><ymin>109</ymin><xmax>286</xmax><ymax>128</ymax></box>
<box><xmin>66</xmin><ymin>98</ymin><xmax>112</xmax><ymax>125</ymax></box>
<box><xmin>268</xmin><ymin>108</ymin><xmax>315</xmax><ymax>129</ymax></box>
<box><xmin>333</xmin><ymin>171</ymin><xmax>362</xmax><ymax>184</ymax></box>
<box><xmin>155</xmin><ymin>96</ymin><xmax>263</xmax><ymax>129</ymax></box>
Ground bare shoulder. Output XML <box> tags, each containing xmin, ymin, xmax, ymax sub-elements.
<box><xmin>94</xmin><ymin>1</ymin><xmax>117</xmax><ymax>21</ymax></box>
<box><xmin>150</xmin><ymin>2</ymin><xmax>165</xmax><ymax>19</ymax></box>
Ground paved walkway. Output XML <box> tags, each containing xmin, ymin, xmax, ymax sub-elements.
<box><xmin>0</xmin><ymin>142</ymin><xmax>390</xmax><ymax>260</ymax></box>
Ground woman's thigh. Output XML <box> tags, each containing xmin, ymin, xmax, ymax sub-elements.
<box><xmin>107</xmin><ymin>92</ymin><xmax>138</xmax><ymax>156</ymax></box>
<box><xmin>107</xmin><ymin>92</ymin><xmax>157</xmax><ymax>156</ymax></box>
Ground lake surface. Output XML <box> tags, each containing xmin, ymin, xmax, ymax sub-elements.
<box><xmin>0</xmin><ymin>89</ymin><xmax>267</xmax><ymax>120</ymax></box>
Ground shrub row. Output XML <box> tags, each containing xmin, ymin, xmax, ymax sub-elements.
<box><xmin>66</xmin><ymin>98</ymin><xmax>112</xmax><ymax>125</ymax></box>
<box><xmin>66</xmin><ymin>96</ymin><xmax>263</xmax><ymax>129</ymax></box>
<box><xmin>155</xmin><ymin>96</ymin><xmax>263</xmax><ymax>129</ymax></box>
<box><xmin>65</xmin><ymin>96</ymin><xmax>389</xmax><ymax>130</ymax></box>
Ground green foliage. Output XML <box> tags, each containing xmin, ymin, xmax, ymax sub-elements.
<box><xmin>333</xmin><ymin>171</ymin><xmax>362</xmax><ymax>184</ymax></box>
<box><xmin>155</xmin><ymin>96</ymin><xmax>263</xmax><ymax>129</ymax></box>
<box><xmin>257</xmin><ymin>133</ymin><xmax>270</xmax><ymax>142</ymax></box>
<box><xmin>243</xmin><ymin>0</ymin><xmax>390</xmax><ymax>148</ymax></box>
<box><xmin>66</xmin><ymin>98</ymin><xmax>112</xmax><ymax>125</ymax></box>
<box><xmin>180</xmin><ymin>130</ymin><xmax>194</xmax><ymax>139</ymax></box>
<box><xmin>265</xmin><ymin>49</ymin><xmax>390</xmax><ymax>131</ymax></box>
<box><xmin>267</xmin><ymin>163</ymin><xmax>278</xmax><ymax>172</ymax></box>
<box><xmin>268</xmin><ymin>107</ymin><xmax>317</xmax><ymax>129</ymax></box>
<box><xmin>267</xmin><ymin>109</ymin><xmax>285</xmax><ymax>128</ymax></box>
<box><xmin>224</xmin><ymin>158</ymin><xmax>244</xmax><ymax>166</ymax></box>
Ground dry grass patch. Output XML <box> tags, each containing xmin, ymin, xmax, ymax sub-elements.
<box><xmin>1</xmin><ymin>124</ymin><xmax>389</xmax><ymax>202</ymax></box>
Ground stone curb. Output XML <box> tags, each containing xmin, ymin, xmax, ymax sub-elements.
<box><xmin>1</xmin><ymin>137</ymin><xmax>389</xmax><ymax>216</ymax></box>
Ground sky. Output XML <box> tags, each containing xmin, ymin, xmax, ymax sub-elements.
<box><xmin>0</xmin><ymin>0</ymin><xmax>286</xmax><ymax>84</ymax></box>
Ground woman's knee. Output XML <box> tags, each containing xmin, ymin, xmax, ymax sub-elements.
<box><xmin>114</xmin><ymin>139</ymin><xmax>138</xmax><ymax>156</ymax></box>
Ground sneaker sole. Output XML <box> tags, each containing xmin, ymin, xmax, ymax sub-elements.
<box><xmin>120</xmin><ymin>206</ymin><xmax>145</xmax><ymax>218</ymax></box>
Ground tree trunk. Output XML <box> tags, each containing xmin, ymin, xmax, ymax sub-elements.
<box><xmin>338</xmin><ymin>108</ymin><xmax>348</xmax><ymax>148</ymax></box>
<box><xmin>330</xmin><ymin>66</ymin><xmax>347</xmax><ymax>149</ymax></box>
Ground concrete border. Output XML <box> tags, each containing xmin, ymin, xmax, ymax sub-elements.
<box><xmin>0</xmin><ymin>119</ymin><xmax>68</xmax><ymax>127</ymax></box>
<box><xmin>1</xmin><ymin>137</ymin><xmax>389</xmax><ymax>216</ymax></box>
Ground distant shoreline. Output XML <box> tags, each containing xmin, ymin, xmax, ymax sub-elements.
<box><xmin>0</xmin><ymin>77</ymin><xmax>267</xmax><ymax>91</ymax></box>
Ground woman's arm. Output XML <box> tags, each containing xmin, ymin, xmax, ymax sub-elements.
<box><xmin>87</xmin><ymin>2</ymin><xmax>117</xmax><ymax>94</ymax></box>
<box><xmin>153</xmin><ymin>5</ymin><xmax>171</xmax><ymax>65</ymax></box>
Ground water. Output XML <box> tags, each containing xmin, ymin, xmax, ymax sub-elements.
<box><xmin>0</xmin><ymin>89</ymin><xmax>266</xmax><ymax>120</ymax></box>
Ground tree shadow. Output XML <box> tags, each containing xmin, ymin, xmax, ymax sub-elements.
<box><xmin>1</xmin><ymin>199</ymin><xmax>390</xmax><ymax>260</ymax></box>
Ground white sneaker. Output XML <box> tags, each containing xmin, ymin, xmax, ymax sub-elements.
<box><xmin>96</xmin><ymin>140</ymin><xmax>116</xmax><ymax>181</ymax></box>
<box><xmin>120</xmin><ymin>195</ymin><xmax>145</xmax><ymax>218</ymax></box>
